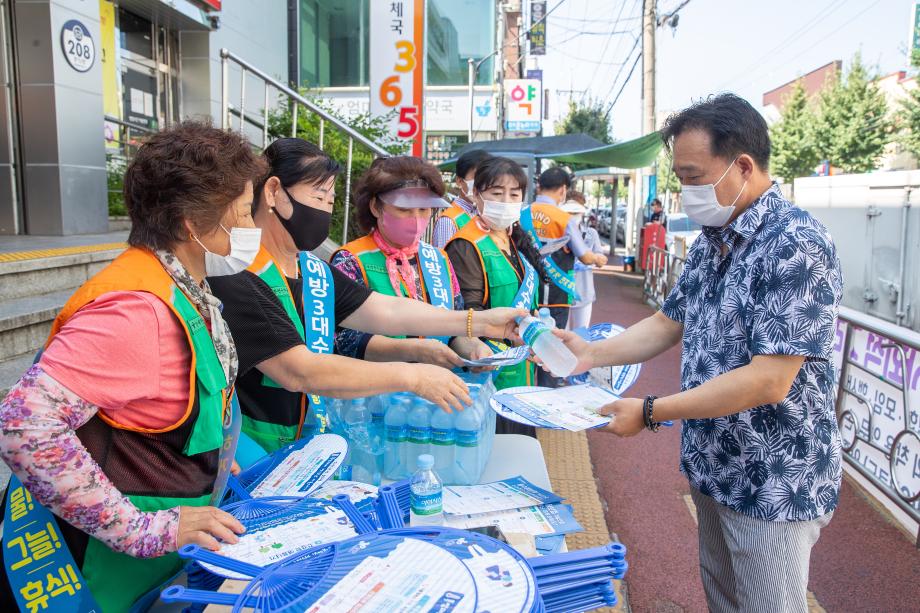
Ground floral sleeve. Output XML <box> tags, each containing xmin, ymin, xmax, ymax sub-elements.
<box><xmin>0</xmin><ymin>365</ymin><xmax>179</xmax><ymax>558</ymax></box>
<box><xmin>331</xmin><ymin>249</ymin><xmax>375</xmax><ymax>358</ymax></box>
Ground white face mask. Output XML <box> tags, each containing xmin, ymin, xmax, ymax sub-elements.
<box><xmin>680</xmin><ymin>158</ymin><xmax>747</xmax><ymax>227</ymax></box>
<box><xmin>195</xmin><ymin>225</ymin><xmax>262</xmax><ymax>277</ymax></box>
<box><xmin>480</xmin><ymin>199</ymin><xmax>522</xmax><ymax>231</ymax></box>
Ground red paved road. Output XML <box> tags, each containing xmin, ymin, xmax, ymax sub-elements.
<box><xmin>587</xmin><ymin>267</ymin><xmax>920</xmax><ymax>613</ymax></box>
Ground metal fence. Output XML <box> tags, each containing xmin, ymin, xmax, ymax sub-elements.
<box><xmin>834</xmin><ymin>306</ymin><xmax>920</xmax><ymax>546</ymax></box>
<box><xmin>219</xmin><ymin>49</ymin><xmax>391</xmax><ymax>244</ymax></box>
<box><xmin>642</xmin><ymin>245</ymin><xmax>685</xmax><ymax>307</ymax></box>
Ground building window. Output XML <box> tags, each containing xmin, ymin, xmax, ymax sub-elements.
<box><xmin>300</xmin><ymin>0</ymin><xmax>369</xmax><ymax>87</ymax></box>
<box><xmin>298</xmin><ymin>0</ymin><xmax>494</xmax><ymax>89</ymax></box>
<box><xmin>427</xmin><ymin>0</ymin><xmax>494</xmax><ymax>86</ymax></box>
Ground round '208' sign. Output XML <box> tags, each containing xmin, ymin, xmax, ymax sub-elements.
<box><xmin>60</xmin><ymin>20</ymin><xmax>95</xmax><ymax>73</ymax></box>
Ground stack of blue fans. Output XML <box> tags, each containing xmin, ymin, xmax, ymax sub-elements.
<box><xmin>165</xmin><ymin>485</ymin><xmax>626</xmax><ymax>613</ymax></box>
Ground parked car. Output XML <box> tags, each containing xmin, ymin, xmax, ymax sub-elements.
<box><xmin>596</xmin><ymin>208</ymin><xmax>612</xmax><ymax>237</ymax></box>
<box><xmin>614</xmin><ymin>207</ymin><xmax>626</xmax><ymax>245</ymax></box>
<box><xmin>663</xmin><ymin>213</ymin><xmax>702</xmax><ymax>255</ymax></box>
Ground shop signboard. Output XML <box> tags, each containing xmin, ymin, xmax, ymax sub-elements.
<box><xmin>530</xmin><ymin>1</ymin><xmax>546</xmax><ymax>55</ymax></box>
<box><xmin>504</xmin><ymin>78</ymin><xmax>542</xmax><ymax>133</ymax></box>
<box><xmin>370</xmin><ymin>0</ymin><xmax>426</xmax><ymax>156</ymax></box>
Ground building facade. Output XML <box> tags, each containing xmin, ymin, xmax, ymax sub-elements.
<box><xmin>295</xmin><ymin>0</ymin><xmax>500</xmax><ymax>165</ymax></box>
<box><xmin>1</xmin><ymin>0</ymin><xmax>290</xmax><ymax>236</ymax></box>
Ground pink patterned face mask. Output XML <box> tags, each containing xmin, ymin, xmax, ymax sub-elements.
<box><xmin>378</xmin><ymin>209</ymin><xmax>427</xmax><ymax>248</ymax></box>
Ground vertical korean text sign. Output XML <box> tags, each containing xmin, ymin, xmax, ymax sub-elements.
<box><xmin>370</xmin><ymin>0</ymin><xmax>425</xmax><ymax>156</ymax></box>
<box><xmin>504</xmin><ymin>79</ymin><xmax>542</xmax><ymax>133</ymax></box>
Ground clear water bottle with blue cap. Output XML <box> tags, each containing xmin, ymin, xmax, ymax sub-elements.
<box><xmin>429</xmin><ymin>403</ymin><xmax>455</xmax><ymax>483</ymax></box>
<box><xmin>517</xmin><ymin>315</ymin><xmax>577</xmax><ymax>377</ymax></box>
<box><xmin>407</xmin><ymin>397</ymin><xmax>431</xmax><ymax>465</ymax></box>
<box><xmin>344</xmin><ymin>398</ymin><xmax>370</xmax><ymax>481</ymax></box>
<box><xmin>453</xmin><ymin>394</ymin><xmax>482</xmax><ymax>485</ymax></box>
<box><xmin>539</xmin><ymin>307</ymin><xmax>555</xmax><ymax>329</ymax></box>
<box><xmin>384</xmin><ymin>394</ymin><xmax>409</xmax><ymax>479</ymax></box>
<box><xmin>409</xmin><ymin>454</ymin><xmax>444</xmax><ymax>526</ymax></box>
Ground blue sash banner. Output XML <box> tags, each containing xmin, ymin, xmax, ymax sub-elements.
<box><xmin>519</xmin><ymin>204</ymin><xmax>580</xmax><ymax>302</ymax></box>
<box><xmin>512</xmin><ymin>256</ymin><xmax>538</xmax><ymax>310</ymax></box>
<box><xmin>4</xmin><ymin>476</ymin><xmax>101</xmax><ymax>613</ymax></box>
<box><xmin>416</xmin><ymin>241</ymin><xmax>452</xmax><ymax>345</ymax></box>
<box><xmin>299</xmin><ymin>251</ymin><xmax>336</xmax><ymax>434</ymax></box>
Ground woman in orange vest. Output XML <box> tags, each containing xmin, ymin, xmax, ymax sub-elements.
<box><xmin>0</xmin><ymin>122</ymin><xmax>260</xmax><ymax>611</ymax></box>
<box><xmin>445</xmin><ymin>157</ymin><xmax>546</xmax><ymax>436</ymax></box>
<box><xmin>332</xmin><ymin>155</ymin><xmax>492</xmax><ymax>367</ymax></box>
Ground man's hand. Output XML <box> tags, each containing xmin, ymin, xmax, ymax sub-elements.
<box><xmin>177</xmin><ymin>506</ymin><xmax>246</xmax><ymax>551</ymax></box>
<box><xmin>599</xmin><ymin>398</ymin><xmax>645</xmax><ymax>437</ymax></box>
<box><xmin>407</xmin><ymin>364</ymin><xmax>472</xmax><ymax>413</ymax></box>
<box><xmin>550</xmin><ymin>329</ymin><xmax>594</xmax><ymax>375</ymax></box>
<box><xmin>593</xmin><ymin>253</ymin><xmax>608</xmax><ymax>268</ymax></box>
<box><xmin>409</xmin><ymin>338</ymin><xmax>465</xmax><ymax>369</ymax></box>
<box><xmin>472</xmin><ymin>307</ymin><xmax>529</xmax><ymax>341</ymax></box>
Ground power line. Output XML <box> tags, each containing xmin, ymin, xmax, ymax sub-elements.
<box><xmin>728</xmin><ymin>0</ymin><xmax>881</xmax><ymax>94</ymax></box>
<box><xmin>599</xmin><ymin>33</ymin><xmax>641</xmax><ymax>110</ymax></box>
<box><xmin>713</xmin><ymin>0</ymin><xmax>848</xmax><ymax>91</ymax></box>
<box><xmin>591</xmin><ymin>0</ymin><xmax>642</xmax><ymax>104</ymax></box>
<box><xmin>581</xmin><ymin>0</ymin><xmax>632</xmax><ymax>103</ymax></box>
<box><xmin>605</xmin><ymin>50</ymin><xmax>643</xmax><ymax>117</ymax></box>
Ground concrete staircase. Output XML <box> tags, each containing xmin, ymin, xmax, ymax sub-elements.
<box><xmin>0</xmin><ymin>246</ymin><xmax>125</xmax><ymax>396</ymax></box>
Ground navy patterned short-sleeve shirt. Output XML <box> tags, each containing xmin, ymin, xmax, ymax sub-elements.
<box><xmin>661</xmin><ymin>184</ymin><xmax>843</xmax><ymax>522</ymax></box>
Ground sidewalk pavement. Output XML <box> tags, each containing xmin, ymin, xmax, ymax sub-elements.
<box><xmin>587</xmin><ymin>266</ymin><xmax>920</xmax><ymax>613</ymax></box>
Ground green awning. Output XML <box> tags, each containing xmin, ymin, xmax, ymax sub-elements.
<box><xmin>547</xmin><ymin>132</ymin><xmax>662</xmax><ymax>169</ymax></box>
<box><xmin>438</xmin><ymin>131</ymin><xmax>662</xmax><ymax>171</ymax></box>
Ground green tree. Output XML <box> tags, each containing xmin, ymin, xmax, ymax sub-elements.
<box><xmin>815</xmin><ymin>53</ymin><xmax>892</xmax><ymax>174</ymax></box>
<box><xmin>267</xmin><ymin>92</ymin><xmax>408</xmax><ymax>243</ymax></box>
<box><xmin>554</xmin><ymin>99</ymin><xmax>613</xmax><ymax>171</ymax></box>
<box><xmin>769</xmin><ymin>80</ymin><xmax>820</xmax><ymax>184</ymax></box>
<box><xmin>655</xmin><ymin>149</ymin><xmax>680</xmax><ymax>195</ymax></box>
<box><xmin>897</xmin><ymin>84</ymin><xmax>920</xmax><ymax>161</ymax></box>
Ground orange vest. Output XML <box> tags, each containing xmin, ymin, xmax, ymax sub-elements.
<box><xmin>530</xmin><ymin>202</ymin><xmax>571</xmax><ymax>242</ymax></box>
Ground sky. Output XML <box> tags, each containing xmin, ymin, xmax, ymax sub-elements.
<box><xmin>538</xmin><ymin>0</ymin><xmax>912</xmax><ymax>141</ymax></box>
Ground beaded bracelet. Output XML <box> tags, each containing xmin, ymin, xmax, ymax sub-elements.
<box><xmin>644</xmin><ymin>395</ymin><xmax>661</xmax><ymax>433</ymax></box>
<box><xmin>466</xmin><ymin>308</ymin><xmax>474</xmax><ymax>339</ymax></box>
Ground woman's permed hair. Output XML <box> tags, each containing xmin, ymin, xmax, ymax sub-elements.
<box><xmin>352</xmin><ymin>156</ymin><xmax>446</xmax><ymax>233</ymax></box>
<box><xmin>125</xmin><ymin>120</ymin><xmax>267</xmax><ymax>251</ymax></box>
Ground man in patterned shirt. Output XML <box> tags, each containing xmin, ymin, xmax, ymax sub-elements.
<box><xmin>555</xmin><ymin>94</ymin><xmax>843</xmax><ymax>613</ymax></box>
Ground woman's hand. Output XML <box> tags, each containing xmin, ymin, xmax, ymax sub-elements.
<box><xmin>409</xmin><ymin>338</ymin><xmax>465</xmax><ymax>369</ymax></box>
<box><xmin>550</xmin><ymin>329</ymin><xmax>595</xmax><ymax>375</ymax></box>
<box><xmin>406</xmin><ymin>364</ymin><xmax>472</xmax><ymax>413</ymax></box>
<box><xmin>177</xmin><ymin>506</ymin><xmax>246</xmax><ymax>551</ymax></box>
<box><xmin>449</xmin><ymin>336</ymin><xmax>496</xmax><ymax>373</ymax></box>
<box><xmin>472</xmin><ymin>307</ymin><xmax>529</xmax><ymax>341</ymax></box>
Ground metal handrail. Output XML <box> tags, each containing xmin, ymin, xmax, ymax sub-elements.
<box><xmin>834</xmin><ymin>306</ymin><xmax>920</xmax><ymax>546</ymax></box>
<box><xmin>219</xmin><ymin>48</ymin><xmax>390</xmax><ymax>243</ymax></box>
<box><xmin>643</xmin><ymin>245</ymin><xmax>685</xmax><ymax>307</ymax></box>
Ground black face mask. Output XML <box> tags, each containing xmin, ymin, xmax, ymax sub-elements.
<box><xmin>278</xmin><ymin>187</ymin><xmax>332</xmax><ymax>251</ymax></box>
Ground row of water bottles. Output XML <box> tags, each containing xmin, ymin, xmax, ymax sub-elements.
<box><xmin>327</xmin><ymin>372</ymin><xmax>496</xmax><ymax>486</ymax></box>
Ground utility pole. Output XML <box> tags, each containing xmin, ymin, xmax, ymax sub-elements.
<box><xmin>641</xmin><ymin>0</ymin><xmax>656</xmax><ymax>137</ymax></box>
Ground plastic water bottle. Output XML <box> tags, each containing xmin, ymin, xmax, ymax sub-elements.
<box><xmin>344</xmin><ymin>398</ymin><xmax>372</xmax><ymax>482</ymax></box>
<box><xmin>539</xmin><ymin>307</ymin><xmax>555</xmax><ymax>329</ymax></box>
<box><xmin>430</xmin><ymin>404</ymin><xmax>455</xmax><ymax>483</ymax></box>
<box><xmin>407</xmin><ymin>398</ymin><xmax>431</xmax><ymax>465</ymax></box>
<box><xmin>517</xmin><ymin>315</ymin><xmax>578</xmax><ymax>377</ymax></box>
<box><xmin>384</xmin><ymin>395</ymin><xmax>409</xmax><ymax>479</ymax></box>
<box><xmin>453</xmin><ymin>396</ymin><xmax>482</xmax><ymax>485</ymax></box>
<box><xmin>409</xmin><ymin>454</ymin><xmax>444</xmax><ymax>526</ymax></box>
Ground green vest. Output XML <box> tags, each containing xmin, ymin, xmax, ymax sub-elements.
<box><xmin>44</xmin><ymin>247</ymin><xmax>229</xmax><ymax>612</ymax></box>
<box><xmin>242</xmin><ymin>252</ymin><xmax>308</xmax><ymax>453</ymax></box>
<box><xmin>470</xmin><ymin>232</ymin><xmax>537</xmax><ymax>391</ymax></box>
